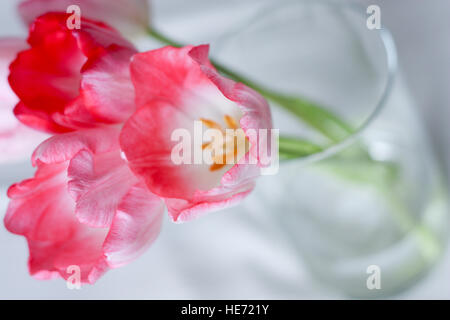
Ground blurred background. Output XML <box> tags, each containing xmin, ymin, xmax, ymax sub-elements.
<box><xmin>0</xmin><ymin>0</ymin><xmax>449</xmax><ymax>299</ymax></box>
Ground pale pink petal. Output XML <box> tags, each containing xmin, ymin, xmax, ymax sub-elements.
<box><xmin>81</xmin><ymin>45</ymin><xmax>136</xmax><ymax>123</ymax></box>
<box><xmin>0</xmin><ymin>38</ymin><xmax>47</xmax><ymax>163</ymax></box>
<box><xmin>6</xmin><ymin>155</ymin><xmax>164</xmax><ymax>283</ymax></box>
<box><xmin>33</xmin><ymin>127</ymin><xmax>133</xmax><ymax>228</ymax></box>
<box><xmin>27</xmin><ymin>234</ymin><xmax>110</xmax><ymax>283</ymax></box>
<box><xmin>5</xmin><ymin>162</ymin><xmax>77</xmax><ymax>241</ymax></box>
<box><xmin>0</xmin><ymin>38</ymin><xmax>25</xmax><ymax>121</ymax></box>
<box><xmin>104</xmin><ymin>184</ymin><xmax>164</xmax><ymax>267</ymax></box>
<box><xmin>0</xmin><ymin>124</ymin><xmax>49</xmax><ymax>164</ymax></box>
<box><xmin>121</xmin><ymin>100</ymin><xmax>230</xmax><ymax>200</ymax></box>
<box><xmin>166</xmin><ymin>187</ymin><xmax>254</xmax><ymax>223</ymax></box>
<box><xmin>130</xmin><ymin>45</ymin><xmax>211</xmax><ymax>107</ymax></box>
<box><xmin>165</xmin><ymin>154</ymin><xmax>260</xmax><ymax>222</ymax></box>
<box><xmin>32</xmin><ymin>126</ymin><xmax>120</xmax><ymax>166</ymax></box>
<box><xmin>19</xmin><ymin>0</ymin><xmax>150</xmax><ymax>38</ymax></box>
<box><xmin>4</xmin><ymin>163</ymin><xmax>111</xmax><ymax>283</ymax></box>
<box><xmin>67</xmin><ymin>149</ymin><xmax>139</xmax><ymax>228</ymax></box>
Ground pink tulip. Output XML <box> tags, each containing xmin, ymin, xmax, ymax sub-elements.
<box><xmin>19</xmin><ymin>0</ymin><xmax>150</xmax><ymax>38</ymax></box>
<box><xmin>4</xmin><ymin>127</ymin><xmax>164</xmax><ymax>283</ymax></box>
<box><xmin>120</xmin><ymin>45</ymin><xmax>273</xmax><ymax>223</ymax></box>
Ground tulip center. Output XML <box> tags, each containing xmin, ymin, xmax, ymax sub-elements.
<box><xmin>200</xmin><ymin>115</ymin><xmax>249</xmax><ymax>171</ymax></box>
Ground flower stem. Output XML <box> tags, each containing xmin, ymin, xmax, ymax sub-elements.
<box><xmin>278</xmin><ymin>136</ymin><xmax>323</xmax><ymax>160</ymax></box>
<box><xmin>147</xmin><ymin>28</ymin><xmax>183</xmax><ymax>47</ymax></box>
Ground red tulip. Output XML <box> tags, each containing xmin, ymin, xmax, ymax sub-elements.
<box><xmin>9</xmin><ymin>12</ymin><xmax>137</xmax><ymax>133</ymax></box>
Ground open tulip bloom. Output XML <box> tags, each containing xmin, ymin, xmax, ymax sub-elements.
<box><xmin>2</xmin><ymin>0</ymin><xmax>365</xmax><ymax>285</ymax></box>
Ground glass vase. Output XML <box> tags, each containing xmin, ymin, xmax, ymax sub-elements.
<box><xmin>213</xmin><ymin>0</ymin><xmax>450</xmax><ymax>298</ymax></box>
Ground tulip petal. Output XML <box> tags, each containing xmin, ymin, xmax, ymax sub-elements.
<box><xmin>165</xmin><ymin>185</ymin><xmax>255</xmax><ymax>223</ymax></box>
<box><xmin>81</xmin><ymin>45</ymin><xmax>136</xmax><ymax>123</ymax></box>
<box><xmin>121</xmin><ymin>100</ymin><xmax>230</xmax><ymax>200</ymax></box>
<box><xmin>165</xmin><ymin>154</ymin><xmax>260</xmax><ymax>222</ymax></box>
<box><xmin>68</xmin><ymin>149</ymin><xmax>139</xmax><ymax>228</ymax></box>
<box><xmin>4</xmin><ymin>162</ymin><xmax>110</xmax><ymax>283</ymax></box>
<box><xmin>0</xmin><ymin>38</ymin><xmax>26</xmax><ymax>128</ymax></box>
<box><xmin>104</xmin><ymin>184</ymin><xmax>164</xmax><ymax>268</ymax></box>
<box><xmin>32</xmin><ymin>127</ymin><xmax>130</xmax><ymax>228</ymax></box>
<box><xmin>19</xmin><ymin>0</ymin><xmax>150</xmax><ymax>38</ymax></box>
<box><xmin>28</xmin><ymin>238</ymin><xmax>110</xmax><ymax>283</ymax></box>
<box><xmin>10</xmin><ymin>21</ymin><xmax>87</xmax><ymax>115</ymax></box>
<box><xmin>9</xmin><ymin>13</ymin><xmax>136</xmax><ymax>133</ymax></box>
<box><xmin>5</xmin><ymin>162</ymin><xmax>79</xmax><ymax>242</ymax></box>
<box><xmin>32</xmin><ymin>127</ymin><xmax>120</xmax><ymax>166</ymax></box>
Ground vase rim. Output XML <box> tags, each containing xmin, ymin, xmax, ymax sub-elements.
<box><xmin>230</xmin><ymin>0</ymin><xmax>398</xmax><ymax>166</ymax></box>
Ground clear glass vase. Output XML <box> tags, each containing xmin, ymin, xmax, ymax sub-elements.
<box><xmin>213</xmin><ymin>0</ymin><xmax>450</xmax><ymax>298</ymax></box>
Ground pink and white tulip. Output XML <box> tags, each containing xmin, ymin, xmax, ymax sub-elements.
<box><xmin>120</xmin><ymin>45</ymin><xmax>273</xmax><ymax>222</ymax></box>
<box><xmin>19</xmin><ymin>0</ymin><xmax>150</xmax><ymax>38</ymax></box>
<box><xmin>4</xmin><ymin>127</ymin><xmax>164</xmax><ymax>283</ymax></box>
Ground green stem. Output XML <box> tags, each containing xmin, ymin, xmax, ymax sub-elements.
<box><xmin>147</xmin><ymin>28</ymin><xmax>183</xmax><ymax>47</ymax></box>
<box><xmin>279</xmin><ymin>136</ymin><xmax>323</xmax><ymax>160</ymax></box>
<box><xmin>314</xmin><ymin>151</ymin><xmax>442</xmax><ymax>265</ymax></box>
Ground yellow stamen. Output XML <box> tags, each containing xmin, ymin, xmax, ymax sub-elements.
<box><xmin>200</xmin><ymin>114</ymin><xmax>249</xmax><ymax>172</ymax></box>
<box><xmin>200</xmin><ymin>118</ymin><xmax>223</xmax><ymax>131</ymax></box>
<box><xmin>209</xmin><ymin>162</ymin><xmax>227</xmax><ymax>172</ymax></box>
<box><xmin>224</xmin><ymin>115</ymin><xmax>238</xmax><ymax>129</ymax></box>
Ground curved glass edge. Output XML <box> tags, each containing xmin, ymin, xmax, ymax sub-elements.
<box><xmin>216</xmin><ymin>0</ymin><xmax>398</xmax><ymax>166</ymax></box>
